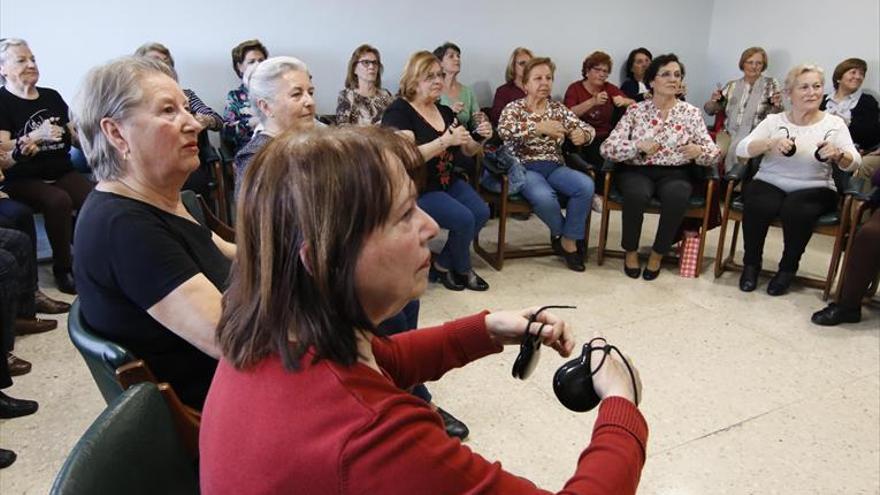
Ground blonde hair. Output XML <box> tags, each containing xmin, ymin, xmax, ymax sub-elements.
<box><xmin>398</xmin><ymin>51</ymin><xmax>440</xmax><ymax>101</ymax></box>
<box><xmin>783</xmin><ymin>64</ymin><xmax>825</xmax><ymax>93</ymax></box>
<box><xmin>504</xmin><ymin>47</ymin><xmax>533</xmax><ymax>84</ymax></box>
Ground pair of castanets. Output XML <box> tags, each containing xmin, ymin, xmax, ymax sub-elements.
<box><xmin>511</xmin><ymin>305</ymin><xmax>639</xmax><ymax>412</ymax></box>
<box><xmin>778</xmin><ymin>127</ymin><xmax>837</xmax><ymax>162</ymax></box>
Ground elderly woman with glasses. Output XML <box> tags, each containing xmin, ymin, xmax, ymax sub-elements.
<box><xmin>71</xmin><ymin>56</ymin><xmax>236</xmax><ymax>410</ymax></box>
<box><xmin>0</xmin><ymin>38</ymin><xmax>94</xmax><ymax>295</ymax></box>
<box><xmin>565</xmin><ymin>51</ymin><xmax>635</xmax><ymax>174</ymax></box>
<box><xmin>335</xmin><ymin>44</ymin><xmax>394</xmax><ymax>126</ymax></box>
<box><xmin>703</xmin><ymin>47</ymin><xmax>783</xmax><ymax>173</ymax></box>
<box><xmin>601</xmin><ymin>54</ymin><xmax>720</xmax><ymax>280</ymax></box>
<box><xmin>488</xmin><ymin>47</ymin><xmax>533</xmax><ymax>127</ymax></box>
<box><xmin>199</xmin><ymin>125</ymin><xmax>647</xmax><ymax>494</ymax></box>
<box><xmin>381</xmin><ymin>51</ymin><xmax>491</xmax><ymax>292</ymax></box>
<box><xmin>221</xmin><ymin>39</ymin><xmax>268</xmax><ymax>154</ymax></box>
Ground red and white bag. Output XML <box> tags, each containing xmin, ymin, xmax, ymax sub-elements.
<box><xmin>678</xmin><ymin>230</ymin><xmax>701</xmax><ymax>278</ymax></box>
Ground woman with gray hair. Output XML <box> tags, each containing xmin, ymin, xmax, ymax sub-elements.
<box><xmin>71</xmin><ymin>56</ymin><xmax>235</xmax><ymax>410</ymax></box>
<box><xmin>0</xmin><ymin>38</ymin><xmax>94</xmax><ymax>294</ymax></box>
<box><xmin>233</xmin><ymin>56</ymin><xmax>315</xmax><ymax>192</ymax></box>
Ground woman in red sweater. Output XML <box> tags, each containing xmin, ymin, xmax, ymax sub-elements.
<box><xmin>200</xmin><ymin>126</ymin><xmax>649</xmax><ymax>494</ymax></box>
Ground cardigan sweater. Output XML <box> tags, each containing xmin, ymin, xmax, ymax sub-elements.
<box><xmin>200</xmin><ymin>312</ymin><xmax>649</xmax><ymax>494</ymax></box>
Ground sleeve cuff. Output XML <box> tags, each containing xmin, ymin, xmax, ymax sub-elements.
<box><xmin>593</xmin><ymin>396</ymin><xmax>649</xmax><ymax>455</ymax></box>
<box><xmin>443</xmin><ymin>311</ymin><xmax>503</xmax><ymax>362</ymax></box>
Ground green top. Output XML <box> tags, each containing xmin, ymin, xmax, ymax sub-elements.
<box><xmin>439</xmin><ymin>84</ymin><xmax>480</xmax><ymax>128</ymax></box>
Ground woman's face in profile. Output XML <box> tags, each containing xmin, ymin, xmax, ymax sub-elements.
<box><xmin>268</xmin><ymin>70</ymin><xmax>316</xmax><ymax>131</ymax></box>
<box><xmin>354</xmin><ymin>159</ymin><xmax>438</xmax><ymax>324</ymax></box>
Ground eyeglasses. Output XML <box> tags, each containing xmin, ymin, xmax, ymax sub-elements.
<box><xmin>358</xmin><ymin>60</ymin><xmax>380</xmax><ymax>68</ymax></box>
<box><xmin>424</xmin><ymin>71</ymin><xmax>446</xmax><ymax>81</ymax></box>
<box><xmin>516</xmin><ymin>60</ymin><xmax>529</xmax><ymax>66</ymax></box>
<box><xmin>511</xmin><ymin>305</ymin><xmax>576</xmax><ymax>380</ymax></box>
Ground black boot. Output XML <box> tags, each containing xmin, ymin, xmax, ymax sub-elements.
<box><xmin>53</xmin><ymin>268</ymin><xmax>77</xmax><ymax>295</ymax></box>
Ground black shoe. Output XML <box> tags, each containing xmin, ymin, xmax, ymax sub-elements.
<box><xmin>642</xmin><ymin>266</ymin><xmax>660</xmax><ymax>281</ymax></box>
<box><xmin>53</xmin><ymin>269</ymin><xmax>77</xmax><ymax>295</ymax></box>
<box><xmin>550</xmin><ymin>235</ymin><xmax>563</xmax><ymax>256</ymax></box>
<box><xmin>456</xmin><ymin>270</ymin><xmax>489</xmax><ymax>291</ymax></box>
<box><xmin>437</xmin><ymin>407</ymin><xmax>469</xmax><ymax>440</ymax></box>
<box><xmin>562</xmin><ymin>250</ymin><xmax>586</xmax><ymax>272</ymax></box>
<box><xmin>739</xmin><ymin>264</ymin><xmax>761</xmax><ymax>292</ymax></box>
<box><xmin>0</xmin><ymin>448</ymin><xmax>16</xmax><ymax>469</ymax></box>
<box><xmin>811</xmin><ymin>303</ymin><xmax>862</xmax><ymax>326</ymax></box>
<box><xmin>624</xmin><ymin>263</ymin><xmax>641</xmax><ymax>279</ymax></box>
<box><xmin>767</xmin><ymin>271</ymin><xmax>795</xmax><ymax>296</ymax></box>
<box><xmin>0</xmin><ymin>392</ymin><xmax>38</xmax><ymax>419</ymax></box>
<box><xmin>429</xmin><ymin>265</ymin><xmax>465</xmax><ymax>291</ymax></box>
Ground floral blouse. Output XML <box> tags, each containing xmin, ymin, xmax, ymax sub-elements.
<box><xmin>335</xmin><ymin>87</ymin><xmax>394</xmax><ymax>126</ymax></box>
<box><xmin>600</xmin><ymin>100</ymin><xmax>720</xmax><ymax>167</ymax></box>
<box><xmin>497</xmin><ymin>98</ymin><xmax>595</xmax><ymax>164</ymax></box>
<box><xmin>222</xmin><ymin>84</ymin><xmax>256</xmax><ymax>153</ymax></box>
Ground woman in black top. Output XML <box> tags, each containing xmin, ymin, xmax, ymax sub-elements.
<box><xmin>0</xmin><ymin>38</ymin><xmax>94</xmax><ymax>294</ymax></box>
<box><xmin>620</xmin><ymin>48</ymin><xmax>653</xmax><ymax>103</ymax></box>
<box><xmin>382</xmin><ymin>51</ymin><xmax>491</xmax><ymax>292</ymax></box>
<box><xmin>71</xmin><ymin>56</ymin><xmax>235</xmax><ymax>409</ymax></box>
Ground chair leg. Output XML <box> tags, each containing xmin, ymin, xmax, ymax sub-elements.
<box><xmin>583</xmin><ymin>208</ymin><xmax>592</xmax><ymax>262</ymax></box>
<box><xmin>597</xmin><ymin>204</ymin><xmax>609</xmax><ymax>266</ymax></box>
<box><xmin>714</xmin><ymin>182</ymin><xmax>735</xmax><ymax>278</ymax></box>
<box><xmin>727</xmin><ymin>221</ymin><xmax>740</xmax><ymax>266</ymax></box>
<box><xmin>824</xmin><ymin>197</ymin><xmax>852</xmax><ymax>301</ymax></box>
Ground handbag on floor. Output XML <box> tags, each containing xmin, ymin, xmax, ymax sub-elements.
<box><xmin>678</xmin><ymin>230</ymin><xmax>700</xmax><ymax>278</ymax></box>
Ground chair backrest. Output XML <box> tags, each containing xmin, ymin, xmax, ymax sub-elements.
<box><xmin>67</xmin><ymin>299</ymin><xmax>137</xmax><ymax>404</ymax></box>
<box><xmin>50</xmin><ymin>382</ymin><xmax>200</xmax><ymax>495</ymax></box>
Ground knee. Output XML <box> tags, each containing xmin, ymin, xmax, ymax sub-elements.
<box><xmin>41</xmin><ymin>189</ymin><xmax>74</xmax><ymax>215</ymax></box>
<box><xmin>855</xmin><ymin>216</ymin><xmax>880</xmax><ymax>245</ymax></box>
<box><xmin>662</xmin><ymin>182</ymin><xmax>693</xmax><ymax>207</ymax></box>
<box><xmin>621</xmin><ymin>186</ymin><xmax>650</xmax><ymax>206</ymax></box>
<box><xmin>572</xmin><ymin>175</ymin><xmax>595</xmax><ymax>198</ymax></box>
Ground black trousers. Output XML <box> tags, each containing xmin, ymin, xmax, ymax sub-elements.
<box><xmin>838</xmin><ymin>208</ymin><xmax>880</xmax><ymax>309</ymax></box>
<box><xmin>616</xmin><ymin>164</ymin><xmax>694</xmax><ymax>255</ymax></box>
<box><xmin>742</xmin><ymin>179</ymin><xmax>838</xmax><ymax>272</ymax></box>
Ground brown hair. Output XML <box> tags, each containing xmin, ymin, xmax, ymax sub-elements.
<box><xmin>521</xmin><ymin>57</ymin><xmax>556</xmax><ymax>86</ymax></box>
<box><xmin>738</xmin><ymin>46</ymin><xmax>768</xmax><ymax>71</ymax></box>
<box><xmin>832</xmin><ymin>58</ymin><xmax>867</xmax><ymax>90</ymax></box>
<box><xmin>398</xmin><ymin>50</ymin><xmax>440</xmax><ymax>101</ymax></box>
<box><xmin>581</xmin><ymin>50</ymin><xmax>612</xmax><ymax>78</ymax></box>
<box><xmin>231</xmin><ymin>39</ymin><xmax>268</xmax><ymax>78</ymax></box>
<box><xmin>218</xmin><ymin>126</ymin><xmax>425</xmax><ymax>370</ymax></box>
<box><xmin>345</xmin><ymin>44</ymin><xmax>383</xmax><ymax>89</ymax></box>
<box><xmin>505</xmin><ymin>47</ymin><xmax>534</xmax><ymax>84</ymax></box>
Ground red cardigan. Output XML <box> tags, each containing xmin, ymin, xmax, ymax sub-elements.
<box><xmin>199</xmin><ymin>313</ymin><xmax>649</xmax><ymax>494</ymax></box>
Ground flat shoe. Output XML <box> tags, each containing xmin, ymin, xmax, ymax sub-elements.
<box><xmin>14</xmin><ymin>317</ymin><xmax>57</xmax><ymax>336</ymax></box>
<box><xmin>7</xmin><ymin>353</ymin><xmax>32</xmax><ymax>377</ymax></box>
<box><xmin>739</xmin><ymin>264</ymin><xmax>760</xmax><ymax>292</ymax></box>
<box><xmin>811</xmin><ymin>303</ymin><xmax>861</xmax><ymax>326</ymax></box>
<box><xmin>456</xmin><ymin>270</ymin><xmax>489</xmax><ymax>291</ymax></box>
<box><xmin>34</xmin><ymin>290</ymin><xmax>70</xmax><ymax>314</ymax></box>
<box><xmin>0</xmin><ymin>392</ymin><xmax>38</xmax><ymax>419</ymax></box>
<box><xmin>767</xmin><ymin>271</ymin><xmax>795</xmax><ymax>296</ymax></box>
<box><xmin>642</xmin><ymin>267</ymin><xmax>660</xmax><ymax>281</ymax></box>
<box><xmin>437</xmin><ymin>407</ymin><xmax>469</xmax><ymax>440</ymax></box>
<box><xmin>429</xmin><ymin>265</ymin><xmax>465</xmax><ymax>291</ymax></box>
<box><xmin>0</xmin><ymin>448</ymin><xmax>16</xmax><ymax>469</ymax></box>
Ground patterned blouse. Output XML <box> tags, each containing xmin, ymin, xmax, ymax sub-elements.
<box><xmin>601</xmin><ymin>99</ymin><xmax>720</xmax><ymax>167</ymax></box>
<box><xmin>718</xmin><ymin>76</ymin><xmax>782</xmax><ymax>133</ymax></box>
<box><xmin>335</xmin><ymin>87</ymin><xmax>394</xmax><ymax>126</ymax></box>
<box><xmin>222</xmin><ymin>84</ymin><xmax>256</xmax><ymax>153</ymax></box>
<box><xmin>497</xmin><ymin>98</ymin><xmax>595</xmax><ymax>164</ymax></box>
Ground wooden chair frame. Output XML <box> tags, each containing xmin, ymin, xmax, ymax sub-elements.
<box><xmin>713</xmin><ymin>160</ymin><xmax>855</xmax><ymax>300</ymax></box>
<box><xmin>596</xmin><ymin>160</ymin><xmax>719</xmax><ymax>277</ymax></box>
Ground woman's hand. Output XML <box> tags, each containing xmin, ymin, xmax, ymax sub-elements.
<box><xmin>536</xmin><ymin>119</ymin><xmax>566</xmax><ymax>139</ymax></box>
<box><xmin>772</xmin><ymin>137</ymin><xmax>795</xmax><ymax>156</ymax></box>
<box><xmin>593</xmin><ymin>91</ymin><xmax>609</xmax><ymax>106</ymax></box>
<box><xmin>770</xmin><ymin>91</ymin><xmax>783</xmax><ymax>107</ymax></box>
<box><xmin>636</xmin><ymin>139</ymin><xmax>660</xmax><ymax>156</ymax></box>
<box><xmin>590</xmin><ymin>332</ymin><xmax>642</xmax><ymax>406</ymax></box>
<box><xmin>485</xmin><ymin>307</ymin><xmax>575</xmax><ymax>358</ymax></box>
<box><xmin>816</xmin><ymin>141</ymin><xmax>846</xmax><ymax>164</ymax></box>
<box><xmin>450</xmin><ymin>101</ymin><xmax>465</xmax><ymax>114</ymax></box>
<box><xmin>445</xmin><ymin>125</ymin><xmax>471</xmax><ymax>147</ymax></box>
<box><xmin>30</xmin><ymin>118</ymin><xmax>64</xmax><ymax>144</ymax></box>
<box><xmin>678</xmin><ymin>142</ymin><xmax>702</xmax><ymax>161</ymax></box>
<box><xmin>474</xmin><ymin>119</ymin><xmax>493</xmax><ymax>141</ymax></box>
<box><xmin>569</xmin><ymin>127</ymin><xmax>589</xmax><ymax>146</ymax></box>
<box><xmin>709</xmin><ymin>88</ymin><xmax>723</xmax><ymax>102</ymax></box>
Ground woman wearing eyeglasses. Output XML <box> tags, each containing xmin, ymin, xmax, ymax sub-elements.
<box><xmin>381</xmin><ymin>51</ymin><xmax>491</xmax><ymax>292</ymax></box>
<box><xmin>335</xmin><ymin>44</ymin><xmax>394</xmax><ymax>126</ymax></box>
<box><xmin>704</xmin><ymin>47</ymin><xmax>783</xmax><ymax>174</ymax></box>
<box><xmin>601</xmin><ymin>54</ymin><xmax>720</xmax><ymax>280</ymax></box>
<box><xmin>564</xmin><ymin>51</ymin><xmax>635</xmax><ymax>172</ymax></box>
<box><xmin>488</xmin><ymin>47</ymin><xmax>533</xmax><ymax>127</ymax></box>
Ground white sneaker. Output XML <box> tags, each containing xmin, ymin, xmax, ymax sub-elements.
<box><xmin>591</xmin><ymin>195</ymin><xmax>603</xmax><ymax>213</ymax></box>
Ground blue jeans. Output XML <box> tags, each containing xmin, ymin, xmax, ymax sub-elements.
<box><xmin>521</xmin><ymin>161</ymin><xmax>594</xmax><ymax>240</ymax></box>
<box><xmin>417</xmin><ymin>179</ymin><xmax>489</xmax><ymax>273</ymax></box>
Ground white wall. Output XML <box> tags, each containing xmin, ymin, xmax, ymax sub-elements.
<box><xmin>1</xmin><ymin>0</ymin><xmax>877</xmax><ymax>120</ymax></box>
<box><xmin>1</xmin><ymin>0</ymin><xmax>714</xmax><ymax>116</ymax></box>
<box><xmin>706</xmin><ymin>0</ymin><xmax>880</xmax><ymax>97</ymax></box>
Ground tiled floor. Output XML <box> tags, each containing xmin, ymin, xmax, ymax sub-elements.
<box><xmin>1</xmin><ymin>215</ymin><xmax>878</xmax><ymax>494</ymax></box>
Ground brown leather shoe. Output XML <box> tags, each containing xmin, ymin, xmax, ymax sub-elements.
<box><xmin>34</xmin><ymin>290</ymin><xmax>71</xmax><ymax>314</ymax></box>
<box><xmin>14</xmin><ymin>317</ymin><xmax>58</xmax><ymax>336</ymax></box>
<box><xmin>7</xmin><ymin>354</ymin><xmax>31</xmax><ymax>377</ymax></box>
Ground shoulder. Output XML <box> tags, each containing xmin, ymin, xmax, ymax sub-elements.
<box><xmin>437</xmin><ymin>103</ymin><xmax>454</xmax><ymax>119</ymax></box>
<box><xmin>385</xmin><ymin>97</ymin><xmax>410</xmax><ymax>112</ymax></box>
<box><xmin>821</xmin><ymin>112</ymin><xmax>847</xmax><ymax>129</ymax></box>
<box><xmin>337</xmin><ymin>87</ymin><xmax>353</xmax><ymax>99</ymax></box>
<box><xmin>606</xmin><ymin>82</ymin><xmax>624</xmax><ymax>94</ymax></box>
<box><xmin>858</xmin><ymin>93</ymin><xmax>879</xmax><ymax>108</ymax></box>
<box><xmin>564</xmin><ymin>80</ymin><xmax>583</xmax><ymax>93</ymax></box>
<box><xmin>37</xmin><ymin>86</ymin><xmax>64</xmax><ymax>101</ymax></box>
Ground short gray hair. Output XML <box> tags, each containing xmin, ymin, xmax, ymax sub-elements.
<box><xmin>245</xmin><ymin>56</ymin><xmax>309</xmax><ymax>124</ymax></box>
<box><xmin>71</xmin><ymin>56</ymin><xmax>176</xmax><ymax>181</ymax></box>
<box><xmin>783</xmin><ymin>64</ymin><xmax>825</xmax><ymax>93</ymax></box>
<box><xmin>134</xmin><ymin>41</ymin><xmax>175</xmax><ymax>68</ymax></box>
<box><xmin>0</xmin><ymin>38</ymin><xmax>30</xmax><ymax>84</ymax></box>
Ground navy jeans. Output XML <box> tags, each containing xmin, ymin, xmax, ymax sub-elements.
<box><xmin>417</xmin><ymin>179</ymin><xmax>489</xmax><ymax>273</ymax></box>
<box><xmin>521</xmin><ymin>161</ymin><xmax>594</xmax><ymax>240</ymax></box>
